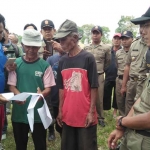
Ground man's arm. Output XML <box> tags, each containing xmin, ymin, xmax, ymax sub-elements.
<box><xmin>85</xmin><ymin>88</ymin><xmax>98</xmax><ymax>127</ymax></box>
<box><xmin>104</xmin><ymin>47</ymin><xmax>111</xmax><ymax>70</ymax></box>
<box><xmin>120</xmin><ymin>64</ymin><xmax>130</xmax><ymax>95</ymax></box>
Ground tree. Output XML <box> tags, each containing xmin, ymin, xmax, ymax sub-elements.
<box><xmin>78</xmin><ymin>24</ymin><xmax>111</xmax><ymax>44</ymax></box>
<box><xmin>115</xmin><ymin>16</ymin><xmax>139</xmax><ymax>37</ymax></box>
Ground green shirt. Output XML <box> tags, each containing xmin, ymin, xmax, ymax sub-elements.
<box><xmin>12</xmin><ymin>57</ymin><xmax>50</xmax><ymax>123</ymax></box>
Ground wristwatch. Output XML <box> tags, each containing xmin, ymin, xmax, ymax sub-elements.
<box><xmin>118</xmin><ymin>116</ymin><xmax>126</xmax><ymax>128</ymax></box>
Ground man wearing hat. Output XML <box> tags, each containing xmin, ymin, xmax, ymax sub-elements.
<box><xmin>55</xmin><ymin>19</ymin><xmax>98</xmax><ymax>150</ymax></box>
<box><xmin>116</xmin><ymin>31</ymin><xmax>133</xmax><ymax>116</ymax></box>
<box><xmin>84</xmin><ymin>26</ymin><xmax>111</xmax><ymax>127</ymax></box>
<box><xmin>121</xmin><ymin>19</ymin><xmax>148</xmax><ymax>115</ymax></box>
<box><xmin>108</xmin><ymin>7</ymin><xmax>150</xmax><ymax>150</ymax></box>
<box><xmin>7</xmin><ymin>29</ymin><xmax>55</xmax><ymax>150</ymax></box>
<box><xmin>103</xmin><ymin>33</ymin><xmax>122</xmax><ymax>118</ymax></box>
<box><xmin>39</xmin><ymin>19</ymin><xmax>63</xmax><ymax>60</ymax></box>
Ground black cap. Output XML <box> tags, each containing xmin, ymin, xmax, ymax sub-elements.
<box><xmin>131</xmin><ymin>7</ymin><xmax>150</xmax><ymax>25</ymax></box>
<box><xmin>121</xmin><ymin>31</ymin><xmax>133</xmax><ymax>38</ymax></box>
<box><xmin>91</xmin><ymin>26</ymin><xmax>103</xmax><ymax>34</ymax></box>
<box><xmin>41</xmin><ymin>20</ymin><xmax>55</xmax><ymax>29</ymax></box>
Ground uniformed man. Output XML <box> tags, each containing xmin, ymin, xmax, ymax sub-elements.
<box><xmin>84</xmin><ymin>26</ymin><xmax>111</xmax><ymax>127</ymax></box>
<box><xmin>40</xmin><ymin>19</ymin><xmax>63</xmax><ymax>141</ymax></box>
<box><xmin>121</xmin><ymin>21</ymin><xmax>148</xmax><ymax>115</ymax></box>
<box><xmin>108</xmin><ymin>7</ymin><xmax>150</xmax><ymax>150</ymax></box>
<box><xmin>116</xmin><ymin>31</ymin><xmax>133</xmax><ymax>116</ymax></box>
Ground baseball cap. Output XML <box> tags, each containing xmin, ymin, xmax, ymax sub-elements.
<box><xmin>41</xmin><ymin>20</ymin><xmax>55</xmax><ymax>29</ymax></box>
<box><xmin>121</xmin><ymin>31</ymin><xmax>133</xmax><ymax>38</ymax></box>
<box><xmin>22</xmin><ymin>29</ymin><xmax>42</xmax><ymax>47</ymax></box>
<box><xmin>113</xmin><ymin>33</ymin><xmax>121</xmax><ymax>38</ymax></box>
<box><xmin>91</xmin><ymin>26</ymin><xmax>103</xmax><ymax>34</ymax></box>
<box><xmin>131</xmin><ymin>7</ymin><xmax>150</xmax><ymax>25</ymax></box>
<box><xmin>54</xmin><ymin>19</ymin><xmax>78</xmax><ymax>39</ymax></box>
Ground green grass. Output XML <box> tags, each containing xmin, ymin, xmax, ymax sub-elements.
<box><xmin>2</xmin><ymin>110</ymin><xmax>115</xmax><ymax>150</ymax></box>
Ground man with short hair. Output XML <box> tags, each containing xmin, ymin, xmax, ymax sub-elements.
<box><xmin>116</xmin><ymin>31</ymin><xmax>133</xmax><ymax>116</ymax></box>
<box><xmin>55</xmin><ymin>19</ymin><xmax>99</xmax><ymax>150</ymax></box>
<box><xmin>108</xmin><ymin>7</ymin><xmax>150</xmax><ymax>150</ymax></box>
<box><xmin>84</xmin><ymin>26</ymin><xmax>111</xmax><ymax>127</ymax></box>
<box><xmin>8</xmin><ymin>33</ymin><xmax>19</xmax><ymax>45</ymax></box>
<box><xmin>40</xmin><ymin>20</ymin><xmax>56</xmax><ymax>60</ymax></box>
<box><xmin>8</xmin><ymin>29</ymin><xmax>55</xmax><ymax>150</ymax></box>
<box><xmin>103</xmin><ymin>33</ymin><xmax>122</xmax><ymax>117</ymax></box>
<box><xmin>121</xmin><ymin>21</ymin><xmax>148</xmax><ymax>115</ymax></box>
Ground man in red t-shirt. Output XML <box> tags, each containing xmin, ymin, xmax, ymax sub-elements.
<box><xmin>55</xmin><ymin>19</ymin><xmax>99</xmax><ymax>150</ymax></box>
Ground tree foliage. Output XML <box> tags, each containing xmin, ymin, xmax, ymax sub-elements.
<box><xmin>115</xmin><ymin>16</ymin><xmax>139</xmax><ymax>37</ymax></box>
<box><xmin>78</xmin><ymin>24</ymin><xmax>111</xmax><ymax>44</ymax></box>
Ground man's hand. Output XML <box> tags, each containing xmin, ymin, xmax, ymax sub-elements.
<box><xmin>85</xmin><ymin>112</ymin><xmax>95</xmax><ymax>128</ymax></box>
<box><xmin>0</xmin><ymin>95</ymin><xmax>9</xmax><ymax>105</ymax></box>
<box><xmin>120</xmin><ymin>86</ymin><xmax>126</xmax><ymax>96</ymax></box>
<box><xmin>37</xmin><ymin>87</ymin><xmax>43</xmax><ymax>101</ymax></box>
<box><xmin>6</xmin><ymin>63</ymin><xmax>16</xmax><ymax>72</ymax></box>
<box><xmin>15</xmin><ymin>100</ymin><xmax>26</xmax><ymax>105</ymax></box>
<box><xmin>43</xmin><ymin>49</ymin><xmax>51</xmax><ymax>59</ymax></box>
<box><xmin>51</xmin><ymin>40</ymin><xmax>64</xmax><ymax>53</ymax></box>
<box><xmin>57</xmin><ymin>111</ymin><xmax>63</xmax><ymax>127</ymax></box>
<box><xmin>108</xmin><ymin>129</ymin><xmax>124</xmax><ymax>149</ymax></box>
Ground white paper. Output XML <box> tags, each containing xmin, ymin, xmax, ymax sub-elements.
<box><xmin>9</xmin><ymin>92</ymin><xmax>30</xmax><ymax>101</ymax></box>
<box><xmin>9</xmin><ymin>92</ymin><xmax>52</xmax><ymax>132</ymax></box>
<box><xmin>37</xmin><ymin>104</ymin><xmax>52</xmax><ymax>129</ymax></box>
<box><xmin>1</xmin><ymin>92</ymin><xmax>14</xmax><ymax>100</ymax></box>
<box><xmin>27</xmin><ymin>95</ymin><xmax>40</xmax><ymax>132</ymax></box>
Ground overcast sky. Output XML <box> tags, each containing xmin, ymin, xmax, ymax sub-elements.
<box><xmin>1</xmin><ymin>0</ymin><xmax>150</xmax><ymax>38</ymax></box>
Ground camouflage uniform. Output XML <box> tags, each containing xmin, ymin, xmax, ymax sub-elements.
<box><xmin>125</xmin><ymin>38</ymin><xmax>148</xmax><ymax>115</ymax></box>
<box><xmin>116</xmin><ymin>48</ymin><xmax>129</xmax><ymax>116</ymax></box>
<box><xmin>84</xmin><ymin>42</ymin><xmax>111</xmax><ymax>120</ymax></box>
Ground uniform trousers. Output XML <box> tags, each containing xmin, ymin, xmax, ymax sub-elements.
<box><xmin>12</xmin><ymin>122</ymin><xmax>46</xmax><ymax>150</ymax></box>
<box><xmin>103</xmin><ymin>80</ymin><xmax>118</xmax><ymax>110</ymax></box>
<box><xmin>96</xmin><ymin>74</ymin><xmax>104</xmax><ymax>119</ymax></box>
<box><xmin>120</xmin><ymin>129</ymin><xmax>150</xmax><ymax>150</ymax></box>
<box><xmin>125</xmin><ymin>78</ymin><xmax>146</xmax><ymax>115</ymax></box>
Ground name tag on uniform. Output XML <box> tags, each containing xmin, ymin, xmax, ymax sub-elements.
<box><xmin>132</xmin><ymin>49</ymin><xmax>138</xmax><ymax>51</ymax></box>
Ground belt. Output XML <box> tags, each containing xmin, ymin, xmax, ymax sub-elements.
<box><xmin>98</xmin><ymin>72</ymin><xmax>104</xmax><ymax>75</ymax></box>
<box><xmin>134</xmin><ymin>130</ymin><xmax>150</xmax><ymax>137</ymax></box>
<box><xmin>130</xmin><ymin>77</ymin><xmax>138</xmax><ymax>81</ymax></box>
<box><xmin>118</xmin><ymin>75</ymin><xmax>123</xmax><ymax>80</ymax></box>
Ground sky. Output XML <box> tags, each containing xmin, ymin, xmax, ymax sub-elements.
<box><xmin>1</xmin><ymin>0</ymin><xmax>150</xmax><ymax>39</ymax></box>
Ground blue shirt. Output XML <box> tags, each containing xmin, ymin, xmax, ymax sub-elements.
<box><xmin>47</xmin><ymin>53</ymin><xmax>61</xmax><ymax>107</ymax></box>
<box><xmin>0</xmin><ymin>43</ymin><xmax>7</xmax><ymax>93</ymax></box>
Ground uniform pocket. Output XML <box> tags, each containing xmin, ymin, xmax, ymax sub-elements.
<box><xmin>131</xmin><ymin>50</ymin><xmax>139</xmax><ymax>62</ymax></box>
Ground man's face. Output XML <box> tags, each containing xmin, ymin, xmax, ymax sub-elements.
<box><xmin>112</xmin><ymin>36</ymin><xmax>121</xmax><ymax>47</ymax></box>
<box><xmin>58</xmin><ymin>34</ymin><xmax>76</xmax><ymax>52</ymax></box>
<box><xmin>139</xmin><ymin>24</ymin><xmax>145</xmax><ymax>38</ymax></box>
<box><xmin>121</xmin><ymin>37</ymin><xmax>133</xmax><ymax>49</ymax></box>
<box><xmin>0</xmin><ymin>23</ymin><xmax>4</xmax><ymax>41</ymax></box>
<box><xmin>23</xmin><ymin>45</ymin><xmax>40</xmax><ymax>60</ymax></box>
<box><xmin>41</xmin><ymin>27</ymin><xmax>55</xmax><ymax>41</ymax></box>
<box><xmin>91</xmin><ymin>30</ymin><xmax>102</xmax><ymax>43</ymax></box>
<box><xmin>143</xmin><ymin>21</ymin><xmax>150</xmax><ymax>47</ymax></box>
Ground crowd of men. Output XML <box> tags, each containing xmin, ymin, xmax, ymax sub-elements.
<box><xmin>0</xmin><ymin>6</ymin><xmax>150</xmax><ymax>150</ymax></box>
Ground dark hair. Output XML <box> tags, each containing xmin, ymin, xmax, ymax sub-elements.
<box><xmin>0</xmin><ymin>14</ymin><xmax>5</xmax><ymax>28</ymax></box>
<box><xmin>24</xmin><ymin>23</ymin><xmax>37</xmax><ymax>30</ymax></box>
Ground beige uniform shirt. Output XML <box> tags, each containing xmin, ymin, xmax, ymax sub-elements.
<box><xmin>116</xmin><ymin>48</ymin><xmax>129</xmax><ymax>76</ymax></box>
<box><xmin>126</xmin><ymin>38</ymin><xmax>148</xmax><ymax>78</ymax></box>
<box><xmin>84</xmin><ymin>42</ymin><xmax>111</xmax><ymax>74</ymax></box>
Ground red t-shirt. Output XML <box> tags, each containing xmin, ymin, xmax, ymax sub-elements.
<box><xmin>57</xmin><ymin>50</ymin><xmax>98</xmax><ymax>127</ymax></box>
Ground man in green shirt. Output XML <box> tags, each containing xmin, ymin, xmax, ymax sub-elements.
<box><xmin>8</xmin><ymin>29</ymin><xmax>55</xmax><ymax>150</ymax></box>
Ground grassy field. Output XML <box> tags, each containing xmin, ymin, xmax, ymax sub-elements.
<box><xmin>2</xmin><ymin>110</ymin><xmax>115</xmax><ymax>150</ymax></box>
